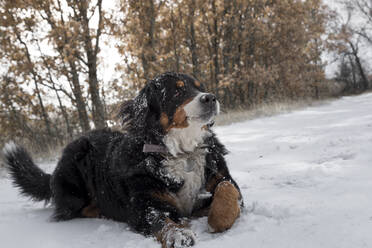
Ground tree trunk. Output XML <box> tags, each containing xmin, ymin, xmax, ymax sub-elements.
<box><xmin>54</xmin><ymin>87</ymin><xmax>73</xmax><ymax>139</ymax></box>
<box><xmin>69</xmin><ymin>61</ymin><xmax>91</xmax><ymax>132</ymax></box>
<box><xmin>222</xmin><ymin>0</ymin><xmax>233</xmax><ymax>75</ymax></box>
<box><xmin>33</xmin><ymin>80</ymin><xmax>54</xmax><ymax>138</ymax></box>
<box><xmin>170</xmin><ymin>11</ymin><xmax>180</xmax><ymax>72</ymax></box>
<box><xmin>12</xmin><ymin>26</ymin><xmax>54</xmax><ymax>138</ymax></box>
<box><xmin>86</xmin><ymin>53</ymin><xmax>106</xmax><ymax>129</ymax></box>
<box><xmin>188</xmin><ymin>0</ymin><xmax>200</xmax><ymax>78</ymax></box>
<box><xmin>348</xmin><ymin>55</ymin><xmax>357</xmax><ymax>91</ymax></box>
<box><xmin>211</xmin><ymin>0</ymin><xmax>220</xmax><ymax>90</ymax></box>
<box><xmin>349</xmin><ymin>42</ymin><xmax>369</xmax><ymax>91</ymax></box>
<box><xmin>138</xmin><ymin>0</ymin><xmax>157</xmax><ymax>80</ymax></box>
<box><xmin>42</xmin><ymin>3</ymin><xmax>91</xmax><ymax>132</ymax></box>
<box><xmin>79</xmin><ymin>0</ymin><xmax>106</xmax><ymax>129</ymax></box>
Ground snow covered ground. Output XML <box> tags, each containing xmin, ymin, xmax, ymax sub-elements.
<box><xmin>1</xmin><ymin>93</ymin><xmax>372</xmax><ymax>248</ymax></box>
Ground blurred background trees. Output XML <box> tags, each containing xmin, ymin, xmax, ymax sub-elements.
<box><xmin>327</xmin><ymin>0</ymin><xmax>372</xmax><ymax>94</ymax></box>
<box><xmin>0</xmin><ymin>0</ymin><xmax>371</xmax><ymax>154</ymax></box>
<box><xmin>114</xmin><ymin>0</ymin><xmax>328</xmax><ymax>106</ymax></box>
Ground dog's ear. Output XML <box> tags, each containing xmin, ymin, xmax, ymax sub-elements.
<box><xmin>117</xmin><ymin>82</ymin><xmax>161</xmax><ymax>131</ymax></box>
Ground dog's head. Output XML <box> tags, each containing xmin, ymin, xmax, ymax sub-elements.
<box><xmin>118</xmin><ymin>72</ymin><xmax>219</xmax><ymax>155</ymax></box>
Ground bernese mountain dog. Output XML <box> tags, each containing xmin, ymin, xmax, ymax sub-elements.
<box><xmin>3</xmin><ymin>72</ymin><xmax>243</xmax><ymax>248</ymax></box>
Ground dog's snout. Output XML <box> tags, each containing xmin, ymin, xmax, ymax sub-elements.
<box><xmin>199</xmin><ymin>94</ymin><xmax>216</xmax><ymax>105</ymax></box>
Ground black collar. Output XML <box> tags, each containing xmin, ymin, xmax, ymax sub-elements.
<box><xmin>142</xmin><ymin>143</ymin><xmax>211</xmax><ymax>157</ymax></box>
<box><xmin>142</xmin><ymin>144</ymin><xmax>169</xmax><ymax>154</ymax></box>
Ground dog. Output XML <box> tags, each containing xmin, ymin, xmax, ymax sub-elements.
<box><xmin>3</xmin><ymin>72</ymin><xmax>243</xmax><ymax>248</ymax></box>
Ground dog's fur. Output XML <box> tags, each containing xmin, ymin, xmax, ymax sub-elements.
<box><xmin>3</xmin><ymin>72</ymin><xmax>242</xmax><ymax>248</ymax></box>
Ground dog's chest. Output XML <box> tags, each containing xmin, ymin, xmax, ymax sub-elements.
<box><xmin>162</xmin><ymin>150</ymin><xmax>206</xmax><ymax>215</ymax></box>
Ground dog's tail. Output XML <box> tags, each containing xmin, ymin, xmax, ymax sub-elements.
<box><xmin>2</xmin><ymin>141</ymin><xmax>52</xmax><ymax>202</ymax></box>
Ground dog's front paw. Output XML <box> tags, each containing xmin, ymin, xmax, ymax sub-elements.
<box><xmin>158</xmin><ymin>220</ymin><xmax>196</xmax><ymax>248</ymax></box>
<box><xmin>164</xmin><ymin>227</ymin><xmax>195</xmax><ymax>248</ymax></box>
<box><xmin>208</xmin><ymin>181</ymin><xmax>240</xmax><ymax>233</ymax></box>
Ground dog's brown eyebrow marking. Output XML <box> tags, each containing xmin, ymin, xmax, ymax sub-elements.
<box><xmin>194</xmin><ymin>81</ymin><xmax>201</xmax><ymax>87</ymax></box>
<box><xmin>176</xmin><ymin>80</ymin><xmax>185</xmax><ymax>88</ymax></box>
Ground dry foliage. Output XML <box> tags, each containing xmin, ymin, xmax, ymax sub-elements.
<box><xmin>0</xmin><ymin>0</ymin><xmax>368</xmax><ymax>155</ymax></box>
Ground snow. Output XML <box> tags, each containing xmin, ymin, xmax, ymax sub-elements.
<box><xmin>1</xmin><ymin>93</ymin><xmax>372</xmax><ymax>248</ymax></box>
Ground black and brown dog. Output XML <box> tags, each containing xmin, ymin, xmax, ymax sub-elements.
<box><xmin>3</xmin><ymin>72</ymin><xmax>243</xmax><ymax>248</ymax></box>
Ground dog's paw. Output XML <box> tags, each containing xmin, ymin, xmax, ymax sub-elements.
<box><xmin>208</xmin><ymin>181</ymin><xmax>240</xmax><ymax>233</ymax></box>
<box><xmin>158</xmin><ymin>221</ymin><xmax>196</xmax><ymax>248</ymax></box>
<box><xmin>163</xmin><ymin>227</ymin><xmax>195</xmax><ymax>248</ymax></box>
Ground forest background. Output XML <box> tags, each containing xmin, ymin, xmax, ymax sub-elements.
<box><xmin>0</xmin><ymin>0</ymin><xmax>371</xmax><ymax>155</ymax></box>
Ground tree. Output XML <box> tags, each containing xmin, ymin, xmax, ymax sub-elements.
<box><xmin>0</xmin><ymin>0</ymin><xmax>110</xmax><ymax>137</ymax></box>
<box><xmin>113</xmin><ymin>0</ymin><xmax>328</xmax><ymax>108</ymax></box>
<box><xmin>327</xmin><ymin>1</ymin><xmax>371</xmax><ymax>92</ymax></box>
<box><xmin>348</xmin><ymin>0</ymin><xmax>372</xmax><ymax>46</ymax></box>
<box><xmin>1</xmin><ymin>0</ymin><xmax>333</xmax><ymax>152</ymax></box>
<box><xmin>0</xmin><ymin>1</ymin><xmax>55</xmax><ymax>140</ymax></box>
<box><xmin>0</xmin><ymin>0</ymin><xmax>113</xmax><ymax>151</ymax></box>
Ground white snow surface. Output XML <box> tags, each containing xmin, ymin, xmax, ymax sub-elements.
<box><xmin>1</xmin><ymin>93</ymin><xmax>372</xmax><ymax>248</ymax></box>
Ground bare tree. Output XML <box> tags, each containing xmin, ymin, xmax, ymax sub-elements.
<box><xmin>328</xmin><ymin>2</ymin><xmax>371</xmax><ymax>92</ymax></box>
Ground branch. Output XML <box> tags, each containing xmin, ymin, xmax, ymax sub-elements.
<box><xmin>355</xmin><ymin>0</ymin><xmax>372</xmax><ymax>24</ymax></box>
<box><xmin>94</xmin><ymin>0</ymin><xmax>103</xmax><ymax>56</ymax></box>
<box><xmin>356</xmin><ymin>29</ymin><xmax>372</xmax><ymax>44</ymax></box>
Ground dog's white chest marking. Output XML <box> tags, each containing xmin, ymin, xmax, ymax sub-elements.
<box><xmin>162</xmin><ymin>150</ymin><xmax>206</xmax><ymax>216</ymax></box>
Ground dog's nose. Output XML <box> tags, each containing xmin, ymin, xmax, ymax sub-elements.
<box><xmin>200</xmin><ymin>94</ymin><xmax>216</xmax><ymax>105</ymax></box>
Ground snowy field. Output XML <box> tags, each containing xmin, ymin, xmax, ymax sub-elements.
<box><xmin>1</xmin><ymin>93</ymin><xmax>372</xmax><ymax>248</ymax></box>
